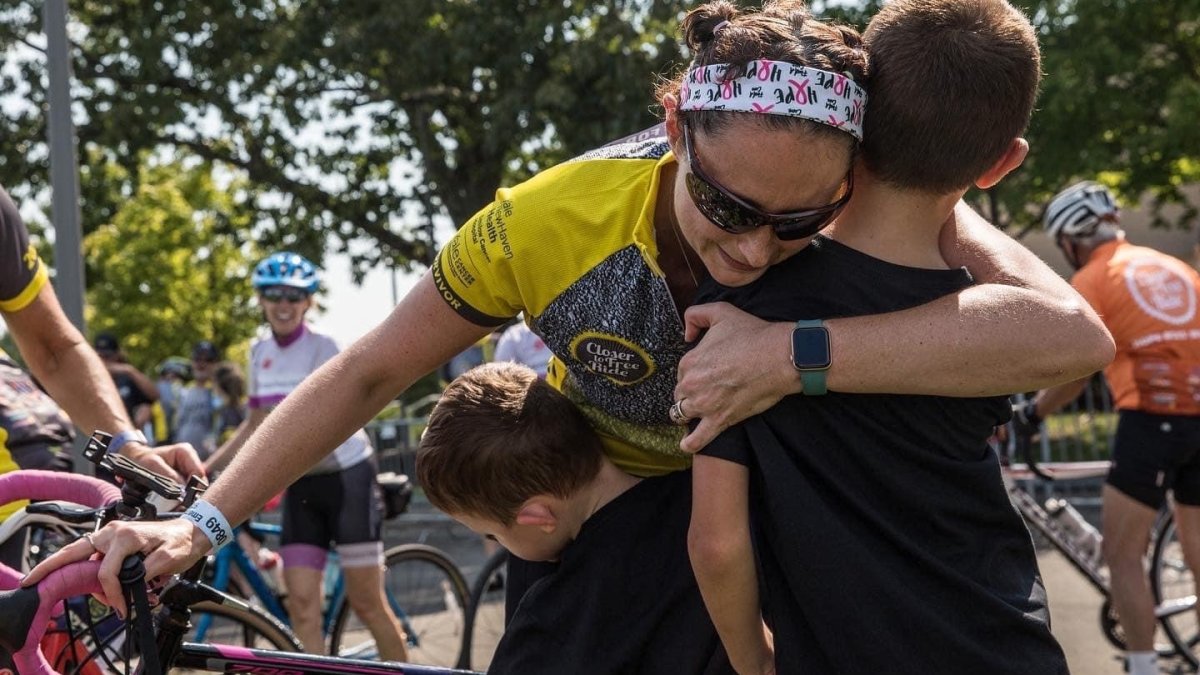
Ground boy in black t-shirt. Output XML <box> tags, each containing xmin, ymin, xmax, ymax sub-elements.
<box><xmin>684</xmin><ymin>1</ymin><xmax>1071</xmax><ymax>673</ymax></box>
<box><xmin>417</xmin><ymin>362</ymin><xmax>731</xmax><ymax>675</ymax></box>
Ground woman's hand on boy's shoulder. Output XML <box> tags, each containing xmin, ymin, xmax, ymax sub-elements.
<box><xmin>676</xmin><ymin>303</ymin><xmax>799</xmax><ymax>453</ymax></box>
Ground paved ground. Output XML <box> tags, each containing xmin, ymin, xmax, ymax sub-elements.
<box><xmin>1038</xmin><ymin>547</ymin><xmax>1128</xmax><ymax>673</ymax></box>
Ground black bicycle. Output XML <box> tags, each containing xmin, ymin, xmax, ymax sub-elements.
<box><xmin>0</xmin><ymin>432</ymin><xmax>477</xmax><ymax>675</ymax></box>
<box><xmin>1006</xmin><ymin>427</ymin><xmax>1198</xmax><ymax>667</ymax></box>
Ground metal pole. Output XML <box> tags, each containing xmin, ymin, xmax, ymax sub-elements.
<box><xmin>43</xmin><ymin>0</ymin><xmax>87</xmax><ymax>333</ymax></box>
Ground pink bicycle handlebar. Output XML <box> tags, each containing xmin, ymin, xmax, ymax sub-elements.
<box><xmin>0</xmin><ymin>560</ymin><xmax>105</xmax><ymax>675</ymax></box>
<box><xmin>0</xmin><ymin>470</ymin><xmax>121</xmax><ymax>512</ymax></box>
<box><xmin>0</xmin><ymin>471</ymin><xmax>121</xmax><ymax>674</ymax></box>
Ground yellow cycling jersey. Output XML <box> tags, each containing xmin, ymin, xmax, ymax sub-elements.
<box><xmin>433</xmin><ymin>127</ymin><xmax>691</xmax><ymax>476</ymax></box>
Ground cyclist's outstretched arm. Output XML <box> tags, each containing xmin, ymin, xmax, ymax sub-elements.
<box><xmin>1029</xmin><ymin>376</ymin><xmax>1091</xmax><ymax>420</ymax></box>
<box><xmin>2</xmin><ymin>284</ymin><xmax>203</xmax><ymax>480</ymax></box>
<box><xmin>203</xmin><ymin>274</ymin><xmax>489</xmax><ymax>525</ymax></box>
<box><xmin>25</xmin><ymin>272</ymin><xmax>493</xmax><ymax>611</ymax></box>
<box><xmin>675</xmin><ymin>201</ymin><xmax>1115</xmax><ymax>453</ymax></box>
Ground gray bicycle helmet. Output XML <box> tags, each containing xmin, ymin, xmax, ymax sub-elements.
<box><xmin>1043</xmin><ymin>181</ymin><xmax>1119</xmax><ymax>239</ymax></box>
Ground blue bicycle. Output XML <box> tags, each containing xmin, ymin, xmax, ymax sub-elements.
<box><xmin>191</xmin><ymin>515</ymin><xmax>470</xmax><ymax>667</ymax></box>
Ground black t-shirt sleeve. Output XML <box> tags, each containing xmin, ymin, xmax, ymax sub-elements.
<box><xmin>0</xmin><ymin>187</ymin><xmax>45</xmax><ymax>311</ymax></box>
<box><xmin>697</xmin><ymin>422</ymin><xmax>751</xmax><ymax>466</ymax></box>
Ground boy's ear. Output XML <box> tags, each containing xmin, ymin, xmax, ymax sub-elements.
<box><xmin>515</xmin><ymin>499</ymin><xmax>559</xmax><ymax>533</ymax></box>
<box><xmin>663</xmin><ymin>93</ymin><xmax>683</xmax><ymax>156</ymax></box>
<box><xmin>974</xmin><ymin>138</ymin><xmax>1029</xmax><ymax>190</ymax></box>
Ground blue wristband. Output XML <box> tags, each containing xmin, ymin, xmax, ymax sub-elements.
<box><xmin>183</xmin><ymin>499</ymin><xmax>232</xmax><ymax>551</ymax></box>
<box><xmin>107</xmin><ymin>429</ymin><xmax>148</xmax><ymax>456</ymax></box>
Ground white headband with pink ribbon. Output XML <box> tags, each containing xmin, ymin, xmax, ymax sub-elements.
<box><xmin>678</xmin><ymin>59</ymin><xmax>867</xmax><ymax>141</ymax></box>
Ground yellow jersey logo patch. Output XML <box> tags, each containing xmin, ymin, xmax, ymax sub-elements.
<box><xmin>569</xmin><ymin>332</ymin><xmax>656</xmax><ymax>386</ymax></box>
<box><xmin>22</xmin><ymin>244</ymin><xmax>37</xmax><ymax>271</ymax></box>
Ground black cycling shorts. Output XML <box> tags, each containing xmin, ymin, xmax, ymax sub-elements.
<box><xmin>1108</xmin><ymin>409</ymin><xmax>1200</xmax><ymax>509</ymax></box>
<box><xmin>280</xmin><ymin>458</ymin><xmax>383</xmax><ymax>551</ymax></box>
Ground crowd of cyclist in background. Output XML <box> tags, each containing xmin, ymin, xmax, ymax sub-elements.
<box><xmin>92</xmin><ymin>334</ymin><xmax>248</xmax><ymax>458</ymax></box>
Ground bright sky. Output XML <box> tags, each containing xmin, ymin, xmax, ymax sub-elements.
<box><xmin>308</xmin><ymin>252</ymin><xmax>424</xmax><ymax>348</ymax></box>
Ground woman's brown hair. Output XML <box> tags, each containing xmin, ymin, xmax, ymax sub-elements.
<box><xmin>658</xmin><ymin>0</ymin><xmax>868</xmax><ymax>155</ymax></box>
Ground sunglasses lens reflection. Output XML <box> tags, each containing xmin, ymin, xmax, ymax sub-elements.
<box><xmin>685</xmin><ymin>171</ymin><xmax>843</xmax><ymax>240</ymax></box>
<box><xmin>681</xmin><ymin>119</ymin><xmax>850</xmax><ymax>241</ymax></box>
<box><xmin>263</xmin><ymin>288</ymin><xmax>308</xmax><ymax>303</ymax></box>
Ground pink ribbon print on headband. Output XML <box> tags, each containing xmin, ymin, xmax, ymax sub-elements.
<box><xmin>678</xmin><ymin>59</ymin><xmax>867</xmax><ymax>141</ymax></box>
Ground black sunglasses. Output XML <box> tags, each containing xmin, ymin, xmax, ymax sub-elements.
<box><xmin>682</xmin><ymin>120</ymin><xmax>853</xmax><ymax>241</ymax></box>
<box><xmin>261</xmin><ymin>286</ymin><xmax>310</xmax><ymax>303</ymax></box>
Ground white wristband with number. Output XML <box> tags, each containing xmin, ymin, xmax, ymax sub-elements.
<box><xmin>183</xmin><ymin>499</ymin><xmax>232</xmax><ymax>551</ymax></box>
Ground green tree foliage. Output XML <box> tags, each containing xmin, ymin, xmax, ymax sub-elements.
<box><xmin>5</xmin><ymin>0</ymin><xmax>1190</xmax><ymax>254</ymax></box>
<box><xmin>820</xmin><ymin>0</ymin><xmax>1200</xmax><ymax>233</ymax></box>
<box><xmin>1012</xmin><ymin>0</ymin><xmax>1200</xmax><ymax>231</ymax></box>
<box><xmin>0</xmin><ymin>0</ymin><xmax>688</xmax><ymax>276</ymax></box>
<box><xmin>83</xmin><ymin>160</ymin><xmax>261</xmax><ymax>372</ymax></box>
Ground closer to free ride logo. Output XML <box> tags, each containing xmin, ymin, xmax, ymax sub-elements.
<box><xmin>569</xmin><ymin>332</ymin><xmax>656</xmax><ymax>386</ymax></box>
<box><xmin>1125</xmin><ymin>257</ymin><xmax>1197</xmax><ymax>325</ymax></box>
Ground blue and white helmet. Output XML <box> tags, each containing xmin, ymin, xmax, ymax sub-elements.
<box><xmin>252</xmin><ymin>252</ymin><xmax>320</xmax><ymax>293</ymax></box>
<box><xmin>1043</xmin><ymin>181</ymin><xmax>1120</xmax><ymax>239</ymax></box>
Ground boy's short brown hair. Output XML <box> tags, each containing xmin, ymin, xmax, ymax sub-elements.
<box><xmin>417</xmin><ymin>362</ymin><xmax>604</xmax><ymax>525</ymax></box>
<box><xmin>862</xmin><ymin>0</ymin><xmax>1041</xmax><ymax>193</ymax></box>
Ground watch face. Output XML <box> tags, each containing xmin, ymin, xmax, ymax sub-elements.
<box><xmin>791</xmin><ymin>327</ymin><xmax>832</xmax><ymax>370</ymax></box>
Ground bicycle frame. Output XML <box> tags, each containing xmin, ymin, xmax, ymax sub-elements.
<box><xmin>193</xmin><ymin>524</ymin><xmax>290</xmax><ymax>642</ymax></box>
<box><xmin>1006</xmin><ymin>476</ymin><xmax>1111</xmax><ymax>594</ymax></box>
<box><xmin>172</xmin><ymin>643</ymin><xmax>460</xmax><ymax>674</ymax></box>
<box><xmin>158</xmin><ymin>573</ymin><xmax>474</xmax><ymax>674</ymax></box>
<box><xmin>200</xmin><ymin>520</ymin><xmax>435</xmax><ymax>658</ymax></box>
<box><xmin>196</xmin><ymin>522</ymin><xmax>353</xmax><ymax>638</ymax></box>
<box><xmin>1005</xmin><ymin>455</ymin><xmax>1200</xmax><ymax>666</ymax></box>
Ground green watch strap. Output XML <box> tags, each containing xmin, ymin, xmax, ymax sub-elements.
<box><xmin>794</xmin><ymin>319</ymin><xmax>829</xmax><ymax>396</ymax></box>
<box><xmin>800</xmin><ymin>370</ymin><xmax>827</xmax><ymax>396</ymax></box>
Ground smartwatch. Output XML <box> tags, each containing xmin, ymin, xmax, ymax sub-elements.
<box><xmin>790</xmin><ymin>319</ymin><xmax>831</xmax><ymax>395</ymax></box>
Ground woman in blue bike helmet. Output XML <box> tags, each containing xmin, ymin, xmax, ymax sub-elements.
<box><xmin>251</xmin><ymin>251</ymin><xmax>321</xmax><ymax>295</ymax></box>
<box><xmin>206</xmin><ymin>251</ymin><xmax>407</xmax><ymax>660</ymax></box>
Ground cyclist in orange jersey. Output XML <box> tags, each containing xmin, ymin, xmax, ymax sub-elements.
<box><xmin>1017</xmin><ymin>180</ymin><xmax>1200</xmax><ymax>675</ymax></box>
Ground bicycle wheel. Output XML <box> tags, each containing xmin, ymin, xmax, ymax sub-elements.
<box><xmin>1151</xmin><ymin>513</ymin><xmax>1200</xmax><ymax>668</ymax></box>
<box><xmin>186</xmin><ymin>599</ymin><xmax>302</xmax><ymax>651</ymax></box>
<box><xmin>57</xmin><ymin>595</ymin><xmax>301</xmax><ymax>675</ymax></box>
<box><xmin>460</xmin><ymin>549</ymin><xmax>509</xmax><ymax>671</ymax></box>
<box><xmin>329</xmin><ymin>543</ymin><xmax>469</xmax><ymax>667</ymax></box>
<box><xmin>42</xmin><ymin>595</ymin><xmax>126</xmax><ymax>675</ymax></box>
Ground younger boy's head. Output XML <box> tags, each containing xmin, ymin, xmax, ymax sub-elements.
<box><xmin>862</xmin><ymin>0</ymin><xmax>1041</xmax><ymax>194</ymax></box>
<box><xmin>417</xmin><ymin>362</ymin><xmax>604</xmax><ymax>561</ymax></box>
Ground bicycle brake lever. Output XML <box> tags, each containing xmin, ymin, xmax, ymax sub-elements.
<box><xmin>24</xmin><ymin>500</ymin><xmax>106</xmax><ymax>525</ymax></box>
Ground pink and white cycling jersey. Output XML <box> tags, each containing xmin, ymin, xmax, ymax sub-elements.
<box><xmin>248</xmin><ymin>325</ymin><xmax>372</xmax><ymax>474</ymax></box>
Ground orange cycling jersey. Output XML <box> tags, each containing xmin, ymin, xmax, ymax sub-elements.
<box><xmin>1073</xmin><ymin>239</ymin><xmax>1200</xmax><ymax>414</ymax></box>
